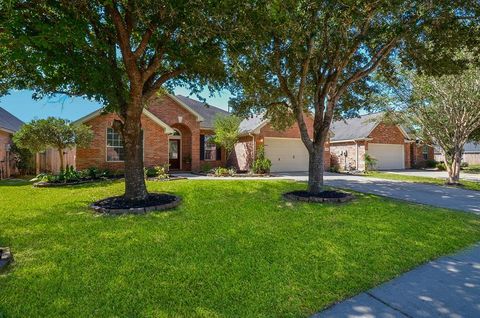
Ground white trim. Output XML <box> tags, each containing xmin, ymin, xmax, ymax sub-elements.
<box><xmin>202</xmin><ymin>134</ymin><xmax>217</xmax><ymax>161</ymax></box>
<box><xmin>73</xmin><ymin>108</ymin><xmax>174</xmax><ymax>134</ymax></box>
<box><xmin>0</xmin><ymin>127</ymin><xmax>15</xmax><ymax>134</ymax></box>
<box><xmin>168</xmin><ymin>138</ymin><xmax>182</xmax><ymax>170</ymax></box>
<box><xmin>167</xmin><ymin>94</ymin><xmax>205</xmax><ymax>122</ymax></box>
<box><xmin>105</xmin><ymin>127</ymin><xmax>145</xmax><ymax>162</ymax></box>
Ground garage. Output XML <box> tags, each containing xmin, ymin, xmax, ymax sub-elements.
<box><xmin>367</xmin><ymin>143</ymin><xmax>405</xmax><ymax>170</ymax></box>
<box><xmin>264</xmin><ymin>137</ymin><xmax>309</xmax><ymax>172</ymax></box>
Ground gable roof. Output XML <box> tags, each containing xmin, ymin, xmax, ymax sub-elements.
<box><xmin>239</xmin><ymin>114</ymin><xmax>268</xmax><ymax>135</ymax></box>
<box><xmin>465</xmin><ymin>142</ymin><xmax>480</xmax><ymax>153</ymax></box>
<box><xmin>174</xmin><ymin>95</ymin><xmax>229</xmax><ymax>129</ymax></box>
<box><xmin>0</xmin><ymin>107</ymin><xmax>24</xmax><ymax>133</ymax></box>
<box><xmin>73</xmin><ymin>108</ymin><xmax>174</xmax><ymax>134</ymax></box>
<box><xmin>330</xmin><ymin>112</ymin><xmax>410</xmax><ymax>142</ymax></box>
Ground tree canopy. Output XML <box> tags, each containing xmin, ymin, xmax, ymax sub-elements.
<box><xmin>213</xmin><ymin>114</ymin><xmax>241</xmax><ymax>161</ymax></box>
<box><xmin>13</xmin><ymin>117</ymin><xmax>93</xmax><ymax>170</ymax></box>
<box><xmin>227</xmin><ymin>0</ymin><xmax>480</xmax><ymax>193</ymax></box>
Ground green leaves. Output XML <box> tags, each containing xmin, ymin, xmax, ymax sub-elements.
<box><xmin>13</xmin><ymin>117</ymin><xmax>93</xmax><ymax>153</ymax></box>
<box><xmin>213</xmin><ymin>114</ymin><xmax>241</xmax><ymax>156</ymax></box>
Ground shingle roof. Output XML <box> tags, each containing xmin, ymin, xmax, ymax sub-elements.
<box><xmin>0</xmin><ymin>107</ymin><xmax>23</xmax><ymax>133</ymax></box>
<box><xmin>174</xmin><ymin>95</ymin><xmax>229</xmax><ymax>129</ymax></box>
<box><xmin>464</xmin><ymin>142</ymin><xmax>480</xmax><ymax>153</ymax></box>
<box><xmin>330</xmin><ymin>112</ymin><xmax>385</xmax><ymax>141</ymax></box>
<box><xmin>239</xmin><ymin>113</ymin><xmax>267</xmax><ymax>134</ymax></box>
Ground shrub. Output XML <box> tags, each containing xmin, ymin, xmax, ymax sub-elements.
<box><xmin>145</xmin><ymin>164</ymin><xmax>170</xmax><ymax>179</ymax></box>
<box><xmin>200</xmin><ymin>163</ymin><xmax>212</xmax><ymax>173</ymax></box>
<box><xmin>329</xmin><ymin>165</ymin><xmax>340</xmax><ymax>173</ymax></box>
<box><xmin>364</xmin><ymin>154</ymin><xmax>377</xmax><ymax>172</ymax></box>
<box><xmin>461</xmin><ymin>162</ymin><xmax>469</xmax><ymax>168</ymax></box>
<box><xmin>213</xmin><ymin>167</ymin><xmax>236</xmax><ymax>177</ymax></box>
<box><xmin>424</xmin><ymin>159</ymin><xmax>437</xmax><ymax>168</ymax></box>
<box><xmin>436</xmin><ymin>162</ymin><xmax>446</xmax><ymax>171</ymax></box>
<box><xmin>251</xmin><ymin>145</ymin><xmax>271</xmax><ymax>174</ymax></box>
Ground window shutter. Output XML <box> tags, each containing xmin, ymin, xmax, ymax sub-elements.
<box><xmin>200</xmin><ymin>135</ymin><xmax>205</xmax><ymax>160</ymax></box>
<box><xmin>216</xmin><ymin>146</ymin><xmax>222</xmax><ymax>161</ymax></box>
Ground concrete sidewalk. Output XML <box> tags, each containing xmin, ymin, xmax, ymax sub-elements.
<box><xmin>383</xmin><ymin>169</ymin><xmax>480</xmax><ymax>182</ymax></box>
<box><xmin>314</xmin><ymin>243</ymin><xmax>480</xmax><ymax>318</ymax></box>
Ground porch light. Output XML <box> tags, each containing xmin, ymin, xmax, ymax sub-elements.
<box><xmin>178</xmin><ymin>116</ymin><xmax>183</xmax><ymax>123</ymax></box>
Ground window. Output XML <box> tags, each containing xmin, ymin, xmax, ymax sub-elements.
<box><xmin>106</xmin><ymin>128</ymin><xmax>124</xmax><ymax>161</ymax></box>
<box><xmin>422</xmin><ymin>145</ymin><xmax>429</xmax><ymax>160</ymax></box>
<box><xmin>203</xmin><ymin>135</ymin><xmax>217</xmax><ymax>161</ymax></box>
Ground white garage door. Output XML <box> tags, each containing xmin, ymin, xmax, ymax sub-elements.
<box><xmin>368</xmin><ymin>143</ymin><xmax>405</xmax><ymax>170</ymax></box>
<box><xmin>264</xmin><ymin>138</ymin><xmax>309</xmax><ymax>172</ymax></box>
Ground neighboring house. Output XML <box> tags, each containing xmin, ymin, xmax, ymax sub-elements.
<box><xmin>232</xmin><ymin>114</ymin><xmax>331</xmax><ymax>172</ymax></box>
<box><xmin>73</xmin><ymin>94</ymin><xmax>229</xmax><ymax>172</ymax></box>
<box><xmin>329</xmin><ymin>113</ymin><xmax>434</xmax><ymax>171</ymax></box>
<box><xmin>434</xmin><ymin>142</ymin><xmax>480</xmax><ymax>165</ymax></box>
<box><xmin>0</xmin><ymin>107</ymin><xmax>24</xmax><ymax>179</ymax></box>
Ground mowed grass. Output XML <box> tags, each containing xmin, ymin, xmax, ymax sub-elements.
<box><xmin>1</xmin><ymin>179</ymin><xmax>480</xmax><ymax>317</ymax></box>
<box><xmin>463</xmin><ymin>164</ymin><xmax>480</xmax><ymax>174</ymax></box>
<box><xmin>364</xmin><ymin>171</ymin><xmax>480</xmax><ymax>191</ymax></box>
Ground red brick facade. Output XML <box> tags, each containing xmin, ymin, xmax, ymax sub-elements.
<box><xmin>0</xmin><ymin>130</ymin><xmax>14</xmax><ymax>178</ymax></box>
<box><xmin>76</xmin><ymin>95</ymin><xmax>227</xmax><ymax>172</ymax></box>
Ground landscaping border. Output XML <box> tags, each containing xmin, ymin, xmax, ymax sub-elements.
<box><xmin>0</xmin><ymin>247</ymin><xmax>13</xmax><ymax>271</ymax></box>
<box><xmin>90</xmin><ymin>194</ymin><xmax>182</xmax><ymax>215</ymax></box>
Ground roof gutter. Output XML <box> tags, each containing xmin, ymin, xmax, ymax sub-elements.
<box><xmin>329</xmin><ymin>138</ymin><xmax>372</xmax><ymax>144</ymax></box>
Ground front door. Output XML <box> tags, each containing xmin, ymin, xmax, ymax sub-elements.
<box><xmin>169</xmin><ymin>139</ymin><xmax>180</xmax><ymax>170</ymax></box>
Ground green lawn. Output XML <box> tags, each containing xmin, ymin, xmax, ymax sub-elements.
<box><xmin>1</xmin><ymin>179</ymin><xmax>480</xmax><ymax>317</ymax></box>
<box><xmin>463</xmin><ymin>164</ymin><xmax>480</xmax><ymax>174</ymax></box>
<box><xmin>363</xmin><ymin>171</ymin><xmax>480</xmax><ymax>191</ymax></box>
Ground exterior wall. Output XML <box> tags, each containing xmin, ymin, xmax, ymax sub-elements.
<box><xmin>330</xmin><ymin>141</ymin><xmax>366</xmax><ymax>171</ymax></box>
<box><xmin>76</xmin><ymin>113</ymin><xmax>169</xmax><ymax>171</ymax></box>
<box><xmin>232</xmin><ymin>135</ymin><xmax>255</xmax><ymax>171</ymax></box>
<box><xmin>410</xmin><ymin>143</ymin><xmax>435</xmax><ymax>168</ymax></box>
<box><xmin>366</xmin><ymin>123</ymin><xmax>411</xmax><ymax>169</ymax></box>
<box><xmin>148</xmin><ymin>95</ymin><xmax>201</xmax><ymax>171</ymax></box>
<box><xmin>435</xmin><ymin>152</ymin><xmax>480</xmax><ymax>165</ymax></box>
<box><xmin>0</xmin><ymin>130</ymin><xmax>14</xmax><ymax>178</ymax></box>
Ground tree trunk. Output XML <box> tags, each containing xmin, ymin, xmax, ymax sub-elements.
<box><xmin>122</xmin><ymin>105</ymin><xmax>148</xmax><ymax>200</ymax></box>
<box><xmin>58</xmin><ymin>148</ymin><xmax>64</xmax><ymax>171</ymax></box>
<box><xmin>446</xmin><ymin>151</ymin><xmax>462</xmax><ymax>184</ymax></box>
<box><xmin>307</xmin><ymin>144</ymin><xmax>325</xmax><ymax>194</ymax></box>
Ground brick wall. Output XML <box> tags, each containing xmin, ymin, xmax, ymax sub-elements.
<box><xmin>76</xmin><ymin>113</ymin><xmax>169</xmax><ymax>171</ymax></box>
<box><xmin>411</xmin><ymin>143</ymin><xmax>435</xmax><ymax>168</ymax></box>
<box><xmin>367</xmin><ymin>123</ymin><xmax>411</xmax><ymax>169</ymax></box>
<box><xmin>330</xmin><ymin>141</ymin><xmax>366</xmax><ymax>171</ymax></box>
<box><xmin>0</xmin><ymin>130</ymin><xmax>12</xmax><ymax>178</ymax></box>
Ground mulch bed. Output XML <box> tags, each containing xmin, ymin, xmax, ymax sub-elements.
<box><xmin>283</xmin><ymin>190</ymin><xmax>355</xmax><ymax>203</ymax></box>
<box><xmin>90</xmin><ymin>193</ymin><xmax>181</xmax><ymax>215</ymax></box>
<box><xmin>192</xmin><ymin>172</ymin><xmax>272</xmax><ymax>178</ymax></box>
<box><xmin>145</xmin><ymin>176</ymin><xmax>187</xmax><ymax>182</ymax></box>
<box><xmin>33</xmin><ymin>179</ymin><xmax>99</xmax><ymax>187</ymax></box>
<box><xmin>0</xmin><ymin>247</ymin><xmax>13</xmax><ymax>271</ymax></box>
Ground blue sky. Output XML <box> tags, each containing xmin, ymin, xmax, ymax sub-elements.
<box><xmin>0</xmin><ymin>87</ymin><xmax>233</xmax><ymax>123</ymax></box>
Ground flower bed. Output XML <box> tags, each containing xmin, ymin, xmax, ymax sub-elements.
<box><xmin>283</xmin><ymin>190</ymin><xmax>354</xmax><ymax>203</ymax></box>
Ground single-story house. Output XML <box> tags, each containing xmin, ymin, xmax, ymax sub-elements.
<box><xmin>0</xmin><ymin>107</ymin><xmax>23</xmax><ymax>179</ymax></box>
<box><xmin>434</xmin><ymin>142</ymin><xmax>480</xmax><ymax>165</ymax></box>
<box><xmin>329</xmin><ymin>113</ymin><xmax>434</xmax><ymax>171</ymax></box>
<box><xmin>73</xmin><ymin>94</ymin><xmax>230</xmax><ymax>172</ymax></box>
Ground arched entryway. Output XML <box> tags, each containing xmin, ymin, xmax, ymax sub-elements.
<box><xmin>169</xmin><ymin>124</ymin><xmax>192</xmax><ymax>170</ymax></box>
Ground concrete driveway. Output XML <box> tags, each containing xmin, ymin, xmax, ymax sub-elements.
<box><xmin>382</xmin><ymin>169</ymin><xmax>480</xmax><ymax>182</ymax></box>
<box><xmin>173</xmin><ymin>172</ymin><xmax>480</xmax><ymax>214</ymax></box>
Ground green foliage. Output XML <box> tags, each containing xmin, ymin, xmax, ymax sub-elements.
<box><xmin>144</xmin><ymin>164</ymin><xmax>170</xmax><ymax>179</ymax></box>
<box><xmin>364</xmin><ymin>154</ymin><xmax>377</xmax><ymax>172</ymax></box>
<box><xmin>9</xmin><ymin>142</ymin><xmax>35</xmax><ymax>175</ymax></box>
<box><xmin>13</xmin><ymin>117</ymin><xmax>93</xmax><ymax>154</ymax></box>
<box><xmin>213</xmin><ymin>166</ymin><xmax>236</xmax><ymax>177</ymax></box>
<box><xmin>251</xmin><ymin>145</ymin><xmax>271</xmax><ymax>174</ymax></box>
<box><xmin>200</xmin><ymin>163</ymin><xmax>212</xmax><ymax>173</ymax></box>
<box><xmin>213</xmin><ymin>115</ymin><xmax>241</xmax><ymax>158</ymax></box>
<box><xmin>425</xmin><ymin>159</ymin><xmax>438</xmax><ymax>169</ymax></box>
<box><xmin>436</xmin><ymin>162</ymin><xmax>447</xmax><ymax>171</ymax></box>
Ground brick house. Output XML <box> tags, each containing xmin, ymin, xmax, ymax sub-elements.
<box><xmin>74</xmin><ymin>94</ymin><xmax>230</xmax><ymax>172</ymax></box>
<box><xmin>329</xmin><ymin>113</ymin><xmax>434</xmax><ymax>171</ymax></box>
<box><xmin>0</xmin><ymin>107</ymin><xmax>23</xmax><ymax>179</ymax></box>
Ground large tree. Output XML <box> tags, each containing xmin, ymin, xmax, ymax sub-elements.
<box><xmin>2</xmin><ymin>0</ymin><xmax>229</xmax><ymax>200</ymax></box>
<box><xmin>400</xmin><ymin>68</ymin><xmax>480</xmax><ymax>184</ymax></box>
<box><xmin>228</xmin><ymin>0</ymin><xmax>478</xmax><ymax>194</ymax></box>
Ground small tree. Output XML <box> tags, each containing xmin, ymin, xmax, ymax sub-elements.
<box><xmin>401</xmin><ymin>68</ymin><xmax>480</xmax><ymax>184</ymax></box>
<box><xmin>213</xmin><ymin>115</ymin><xmax>241</xmax><ymax>164</ymax></box>
<box><xmin>13</xmin><ymin>117</ymin><xmax>93</xmax><ymax>171</ymax></box>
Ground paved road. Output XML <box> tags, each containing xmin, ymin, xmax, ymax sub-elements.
<box><xmin>382</xmin><ymin>169</ymin><xmax>480</xmax><ymax>182</ymax></box>
<box><xmin>315</xmin><ymin>243</ymin><xmax>480</xmax><ymax>318</ymax></box>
